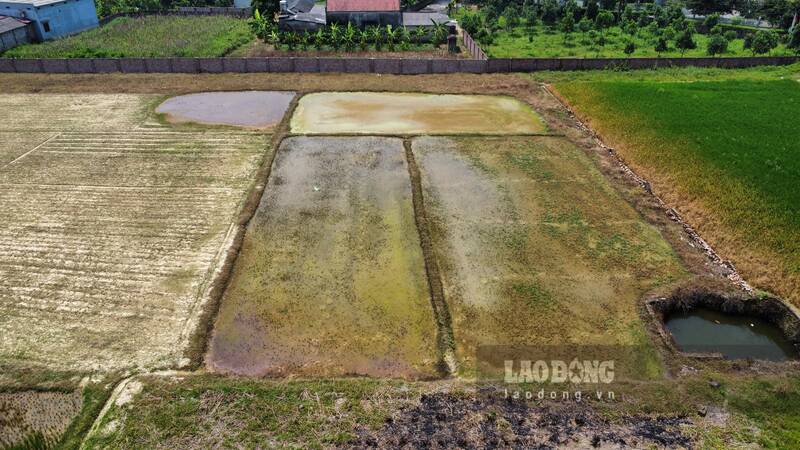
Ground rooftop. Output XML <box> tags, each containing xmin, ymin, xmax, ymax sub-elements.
<box><xmin>0</xmin><ymin>14</ymin><xmax>30</xmax><ymax>33</ymax></box>
<box><xmin>326</xmin><ymin>0</ymin><xmax>400</xmax><ymax>12</ymax></box>
<box><xmin>1</xmin><ymin>0</ymin><xmax>71</xmax><ymax>7</ymax></box>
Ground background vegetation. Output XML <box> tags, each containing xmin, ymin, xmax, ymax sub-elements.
<box><xmin>2</xmin><ymin>16</ymin><xmax>254</xmax><ymax>58</ymax></box>
<box><xmin>459</xmin><ymin>0</ymin><xmax>800</xmax><ymax>58</ymax></box>
<box><xmin>248</xmin><ymin>11</ymin><xmax>451</xmax><ymax>53</ymax></box>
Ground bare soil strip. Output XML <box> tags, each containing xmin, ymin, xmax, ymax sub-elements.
<box><xmin>412</xmin><ymin>136</ymin><xmax>688</xmax><ymax>377</ymax></box>
<box><xmin>207</xmin><ymin>136</ymin><xmax>440</xmax><ymax>379</ymax></box>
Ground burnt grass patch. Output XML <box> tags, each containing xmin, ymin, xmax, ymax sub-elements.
<box><xmin>347</xmin><ymin>387</ymin><xmax>691</xmax><ymax>449</ymax></box>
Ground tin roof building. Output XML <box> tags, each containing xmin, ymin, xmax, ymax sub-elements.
<box><xmin>0</xmin><ymin>0</ymin><xmax>98</xmax><ymax>41</ymax></box>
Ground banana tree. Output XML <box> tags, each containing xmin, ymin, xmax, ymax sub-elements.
<box><xmin>249</xmin><ymin>9</ymin><xmax>271</xmax><ymax>41</ymax></box>
<box><xmin>385</xmin><ymin>24</ymin><xmax>398</xmax><ymax>51</ymax></box>
<box><xmin>431</xmin><ymin>19</ymin><xmax>447</xmax><ymax>45</ymax></box>
<box><xmin>268</xmin><ymin>29</ymin><xmax>280</xmax><ymax>47</ymax></box>
<box><xmin>413</xmin><ymin>26</ymin><xmax>427</xmax><ymax>46</ymax></box>
<box><xmin>344</xmin><ymin>22</ymin><xmax>357</xmax><ymax>51</ymax></box>
<box><xmin>370</xmin><ymin>26</ymin><xmax>384</xmax><ymax>51</ymax></box>
<box><xmin>313</xmin><ymin>28</ymin><xmax>326</xmax><ymax>50</ymax></box>
<box><xmin>358</xmin><ymin>29</ymin><xmax>370</xmax><ymax>51</ymax></box>
<box><xmin>399</xmin><ymin>27</ymin><xmax>411</xmax><ymax>50</ymax></box>
<box><xmin>329</xmin><ymin>23</ymin><xmax>342</xmax><ymax>51</ymax></box>
<box><xmin>298</xmin><ymin>31</ymin><xmax>311</xmax><ymax>51</ymax></box>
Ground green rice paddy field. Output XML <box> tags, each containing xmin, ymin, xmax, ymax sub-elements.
<box><xmin>554</xmin><ymin>78</ymin><xmax>800</xmax><ymax>306</ymax></box>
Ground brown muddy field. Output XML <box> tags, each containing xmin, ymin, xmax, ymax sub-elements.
<box><xmin>207</xmin><ymin>136</ymin><xmax>440</xmax><ymax>379</ymax></box>
<box><xmin>291</xmin><ymin>92</ymin><xmax>547</xmax><ymax>135</ymax></box>
<box><xmin>413</xmin><ymin>136</ymin><xmax>688</xmax><ymax>377</ymax></box>
<box><xmin>156</xmin><ymin>91</ymin><xmax>295</xmax><ymax>129</ymax></box>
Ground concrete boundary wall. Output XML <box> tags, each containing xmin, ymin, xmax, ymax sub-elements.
<box><xmin>462</xmin><ymin>29</ymin><xmax>488</xmax><ymax>61</ymax></box>
<box><xmin>0</xmin><ymin>56</ymin><xmax>797</xmax><ymax>74</ymax></box>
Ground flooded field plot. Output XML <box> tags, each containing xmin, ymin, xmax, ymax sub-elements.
<box><xmin>208</xmin><ymin>137</ymin><xmax>440</xmax><ymax>379</ymax></box>
<box><xmin>412</xmin><ymin>137</ymin><xmax>688</xmax><ymax>376</ymax></box>
<box><xmin>291</xmin><ymin>92</ymin><xmax>546</xmax><ymax>135</ymax></box>
<box><xmin>156</xmin><ymin>91</ymin><xmax>295</xmax><ymax>129</ymax></box>
<box><xmin>0</xmin><ymin>94</ymin><xmax>270</xmax><ymax>372</ymax></box>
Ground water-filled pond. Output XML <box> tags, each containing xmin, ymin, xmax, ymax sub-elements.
<box><xmin>156</xmin><ymin>91</ymin><xmax>294</xmax><ymax>129</ymax></box>
<box><xmin>665</xmin><ymin>307</ymin><xmax>798</xmax><ymax>361</ymax></box>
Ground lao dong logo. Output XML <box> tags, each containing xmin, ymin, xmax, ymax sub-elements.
<box><xmin>504</xmin><ymin>359</ymin><xmax>615</xmax><ymax>384</ymax></box>
<box><xmin>502</xmin><ymin>359</ymin><xmax>617</xmax><ymax>402</ymax></box>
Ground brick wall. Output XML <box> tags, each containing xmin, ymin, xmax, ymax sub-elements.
<box><xmin>1</xmin><ymin>56</ymin><xmax>798</xmax><ymax>74</ymax></box>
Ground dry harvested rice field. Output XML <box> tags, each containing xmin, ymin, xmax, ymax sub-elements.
<box><xmin>0</xmin><ymin>94</ymin><xmax>274</xmax><ymax>372</ymax></box>
<box><xmin>2</xmin><ymin>79</ymin><xmax>798</xmax><ymax>449</ymax></box>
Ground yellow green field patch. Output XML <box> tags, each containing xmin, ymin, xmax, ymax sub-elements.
<box><xmin>413</xmin><ymin>136</ymin><xmax>688</xmax><ymax>378</ymax></box>
<box><xmin>291</xmin><ymin>92</ymin><xmax>546</xmax><ymax>135</ymax></box>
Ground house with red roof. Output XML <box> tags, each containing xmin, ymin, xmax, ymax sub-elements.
<box><xmin>326</xmin><ymin>0</ymin><xmax>401</xmax><ymax>27</ymax></box>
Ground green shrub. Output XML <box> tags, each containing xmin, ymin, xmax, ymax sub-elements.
<box><xmin>654</xmin><ymin>36</ymin><xmax>669</xmax><ymax>54</ymax></box>
<box><xmin>743</xmin><ymin>33</ymin><xmax>754</xmax><ymax>49</ymax></box>
<box><xmin>751</xmin><ymin>30</ymin><xmax>779</xmax><ymax>55</ymax></box>
<box><xmin>724</xmin><ymin>30</ymin><xmax>737</xmax><ymax>41</ymax></box>
<box><xmin>704</xmin><ymin>13</ymin><xmax>721</xmax><ymax>29</ymax></box>
<box><xmin>623</xmin><ymin>39</ymin><xmax>636</xmax><ymax>55</ymax></box>
<box><xmin>675</xmin><ymin>29</ymin><xmax>697</xmax><ymax>55</ymax></box>
<box><xmin>707</xmin><ymin>33</ymin><xmax>728</xmax><ymax>55</ymax></box>
<box><xmin>595</xmin><ymin>10</ymin><xmax>615</xmax><ymax>31</ymax></box>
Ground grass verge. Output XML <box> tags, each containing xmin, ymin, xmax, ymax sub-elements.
<box><xmin>553</xmin><ymin>79</ymin><xmax>800</xmax><ymax>305</ymax></box>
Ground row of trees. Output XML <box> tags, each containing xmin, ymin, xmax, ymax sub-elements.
<box><xmin>462</xmin><ymin>0</ymin><xmax>799</xmax><ymax>55</ymax></box>
<box><xmin>471</xmin><ymin>0</ymin><xmax>799</xmax><ymax>32</ymax></box>
<box><xmin>251</xmin><ymin>12</ymin><xmax>450</xmax><ymax>52</ymax></box>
